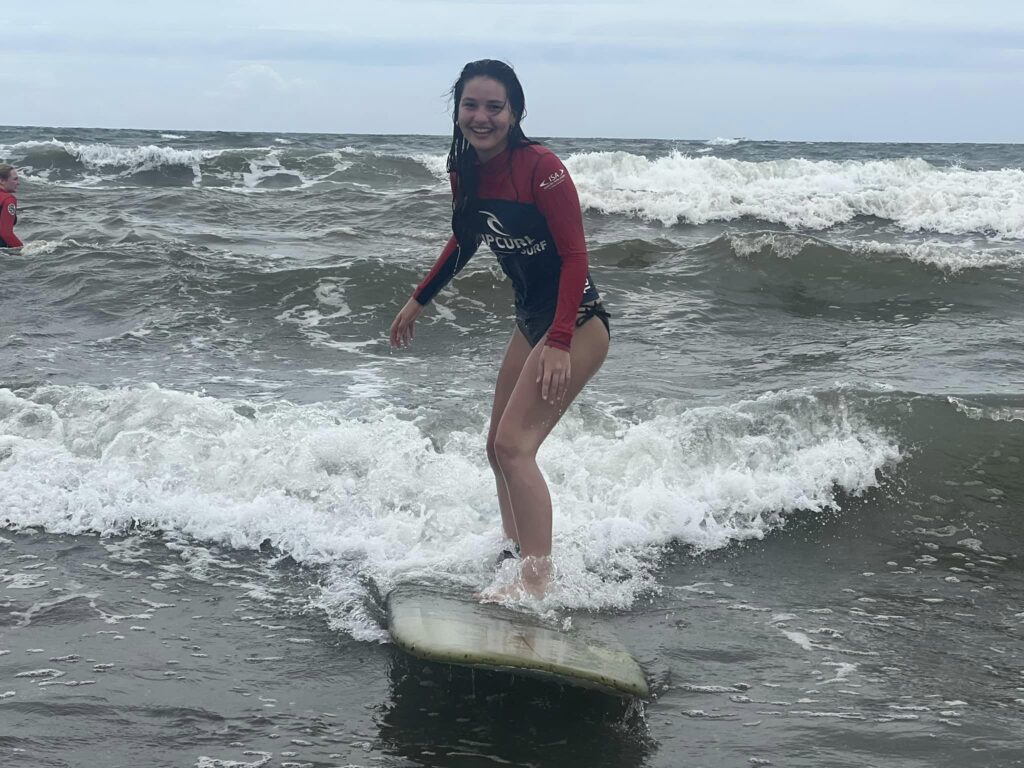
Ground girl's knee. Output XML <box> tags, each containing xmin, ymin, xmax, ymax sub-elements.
<box><xmin>492</xmin><ymin>428</ymin><xmax>532</xmax><ymax>467</ymax></box>
<box><xmin>486</xmin><ymin>437</ymin><xmax>500</xmax><ymax>470</ymax></box>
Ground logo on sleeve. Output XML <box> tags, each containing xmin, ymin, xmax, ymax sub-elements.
<box><xmin>539</xmin><ymin>168</ymin><xmax>567</xmax><ymax>191</ymax></box>
<box><xmin>6</xmin><ymin>204</ymin><xmax>14</xmax><ymax>217</ymax></box>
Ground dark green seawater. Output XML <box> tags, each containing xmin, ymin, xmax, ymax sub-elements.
<box><xmin>1</xmin><ymin>126</ymin><xmax>1022</xmax><ymax>766</ymax></box>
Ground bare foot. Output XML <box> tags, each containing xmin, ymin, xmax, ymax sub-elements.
<box><xmin>477</xmin><ymin>555</ymin><xmax>551</xmax><ymax>603</ymax></box>
<box><xmin>477</xmin><ymin>581</ymin><xmax>528</xmax><ymax>604</ymax></box>
<box><xmin>519</xmin><ymin>555</ymin><xmax>551</xmax><ymax>597</ymax></box>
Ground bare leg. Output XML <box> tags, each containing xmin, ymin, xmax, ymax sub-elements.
<box><xmin>486</xmin><ymin>328</ymin><xmax>534</xmax><ymax>542</ymax></box>
<box><xmin>491</xmin><ymin>317</ymin><xmax>609</xmax><ymax>596</ymax></box>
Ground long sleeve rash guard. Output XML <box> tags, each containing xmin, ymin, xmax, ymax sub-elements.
<box><xmin>412</xmin><ymin>144</ymin><xmax>600</xmax><ymax>351</ymax></box>
<box><xmin>0</xmin><ymin>192</ymin><xmax>22</xmax><ymax>248</ymax></box>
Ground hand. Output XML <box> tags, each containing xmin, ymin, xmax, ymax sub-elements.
<box><xmin>536</xmin><ymin>345</ymin><xmax>571</xmax><ymax>403</ymax></box>
<box><xmin>390</xmin><ymin>297</ymin><xmax>424</xmax><ymax>348</ymax></box>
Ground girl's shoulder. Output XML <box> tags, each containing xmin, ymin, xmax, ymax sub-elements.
<box><xmin>516</xmin><ymin>142</ymin><xmax>557</xmax><ymax>162</ymax></box>
<box><xmin>513</xmin><ymin>143</ymin><xmax>566</xmax><ymax>177</ymax></box>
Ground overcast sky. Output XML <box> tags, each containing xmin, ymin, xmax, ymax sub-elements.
<box><xmin>4</xmin><ymin>1</ymin><xmax>1023</xmax><ymax>142</ymax></box>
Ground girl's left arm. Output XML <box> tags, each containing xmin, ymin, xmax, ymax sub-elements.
<box><xmin>533</xmin><ymin>152</ymin><xmax>588</xmax><ymax>353</ymax></box>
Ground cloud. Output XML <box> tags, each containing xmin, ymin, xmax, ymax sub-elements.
<box><xmin>4</xmin><ymin>0</ymin><xmax>1023</xmax><ymax>140</ymax></box>
<box><xmin>8</xmin><ymin>15</ymin><xmax>1023</xmax><ymax>74</ymax></box>
<box><xmin>223</xmin><ymin>64</ymin><xmax>306</xmax><ymax>95</ymax></box>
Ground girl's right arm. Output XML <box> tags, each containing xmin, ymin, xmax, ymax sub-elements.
<box><xmin>389</xmin><ymin>296</ymin><xmax>425</xmax><ymax>348</ymax></box>
<box><xmin>390</xmin><ymin>173</ymin><xmax>478</xmax><ymax>348</ymax></box>
<box><xmin>389</xmin><ymin>234</ymin><xmax>469</xmax><ymax>347</ymax></box>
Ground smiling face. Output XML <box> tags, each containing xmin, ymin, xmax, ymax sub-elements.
<box><xmin>457</xmin><ymin>76</ymin><xmax>516</xmax><ymax>163</ymax></box>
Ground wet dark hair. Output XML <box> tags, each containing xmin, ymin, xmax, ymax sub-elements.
<box><xmin>0</xmin><ymin>164</ymin><xmax>14</xmax><ymax>181</ymax></box>
<box><xmin>447</xmin><ymin>59</ymin><xmax>536</xmax><ymax>251</ymax></box>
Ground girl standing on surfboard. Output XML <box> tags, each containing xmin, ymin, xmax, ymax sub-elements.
<box><xmin>389</xmin><ymin>59</ymin><xmax>609</xmax><ymax>599</ymax></box>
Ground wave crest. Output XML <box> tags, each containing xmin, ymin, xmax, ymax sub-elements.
<box><xmin>569</xmin><ymin>151</ymin><xmax>1024</xmax><ymax>237</ymax></box>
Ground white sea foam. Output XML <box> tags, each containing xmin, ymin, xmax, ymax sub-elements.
<box><xmin>566</xmin><ymin>151</ymin><xmax>1024</xmax><ymax>238</ymax></box>
<box><xmin>819</xmin><ymin>662</ymin><xmax>858</xmax><ymax>685</ymax></box>
<box><xmin>329</xmin><ymin>145</ymin><xmax>449</xmax><ymax>182</ymax></box>
<box><xmin>949</xmin><ymin>397</ymin><xmax>1024</xmax><ymax>423</ymax></box>
<box><xmin>10</xmin><ymin>139</ymin><xmax>220</xmax><ymax>169</ymax></box>
<box><xmin>160</xmin><ymin>134</ymin><xmax>187</xmax><ymax>140</ymax></box>
<box><xmin>5</xmin><ymin>139</ymin><xmax>372</xmax><ymax>191</ymax></box>
<box><xmin>195</xmin><ymin>753</ymin><xmax>272</xmax><ymax>768</ymax></box>
<box><xmin>729</xmin><ymin>232</ymin><xmax>814</xmax><ymax>261</ymax></box>
<box><xmin>414</xmin><ymin>152</ymin><xmax>450</xmax><ymax>180</ymax></box>
<box><xmin>851</xmin><ymin>239</ymin><xmax>1024</xmax><ymax>272</ymax></box>
<box><xmin>6</xmin><ymin>138</ymin><xmax>1024</xmax><ymax>240</ymax></box>
<box><xmin>5</xmin><ymin>139</ymin><xmax>227</xmax><ymax>188</ymax></box>
<box><xmin>5</xmin><ymin>139</ymin><xmax>273</xmax><ymax>188</ymax></box>
<box><xmin>2</xmin><ymin>573</ymin><xmax>48</xmax><ymax>589</ymax></box>
<box><xmin>0</xmin><ymin>384</ymin><xmax>900</xmax><ymax>639</ymax></box>
<box><xmin>706</xmin><ymin>137</ymin><xmax>742</xmax><ymax>146</ymax></box>
<box><xmin>14</xmin><ymin>669</ymin><xmax>64</xmax><ymax>679</ymax></box>
<box><xmin>239</xmin><ymin>148</ymin><xmax>314</xmax><ymax>190</ymax></box>
<box><xmin>726</xmin><ymin>231</ymin><xmax>1024</xmax><ymax>273</ymax></box>
<box><xmin>276</xmin><ymin>278</ymin><xmax>357</xmax><ymax>350</ymax></box>
<box><xmin>19</xmin><ymin>240</ymin><xmax>63</xmax><ymax>257</ymax></box>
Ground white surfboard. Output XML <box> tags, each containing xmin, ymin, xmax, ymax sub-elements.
<box><xmin>386</xmin><ymin>583</ymin><xmax>649</xmax><ymax>698</ymax></box>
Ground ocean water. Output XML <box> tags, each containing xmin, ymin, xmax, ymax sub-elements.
<box><xmin>1</xmin><ymin>127</ymin><xmax>1022</xmax><ymax>767</ymax></box>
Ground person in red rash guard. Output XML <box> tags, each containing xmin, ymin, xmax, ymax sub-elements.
<box><xmin>389</xmin><ymin>59</ymin><xmax>610</xmax><ymax>600</ymax></box>
<box><xmin>0</xmin><ymin>165</ymin><xmax>24</xmax><ymax>248</ymax></box>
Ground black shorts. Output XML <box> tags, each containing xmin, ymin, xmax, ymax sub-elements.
<box><xmin>516</xmin><ymin>302</ymin><xmax>611</xmax><ymax>348</ymax></box>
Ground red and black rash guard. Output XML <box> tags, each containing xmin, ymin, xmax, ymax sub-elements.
<box><xmin>0</xmin><ymin>192</ymin><xmax>22</xmax><ymax>248</ymax></box>
<box><xmin>413</xmin><ymin>144</ymin><xmax>600</xmax><ymax>351</ymax></box>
